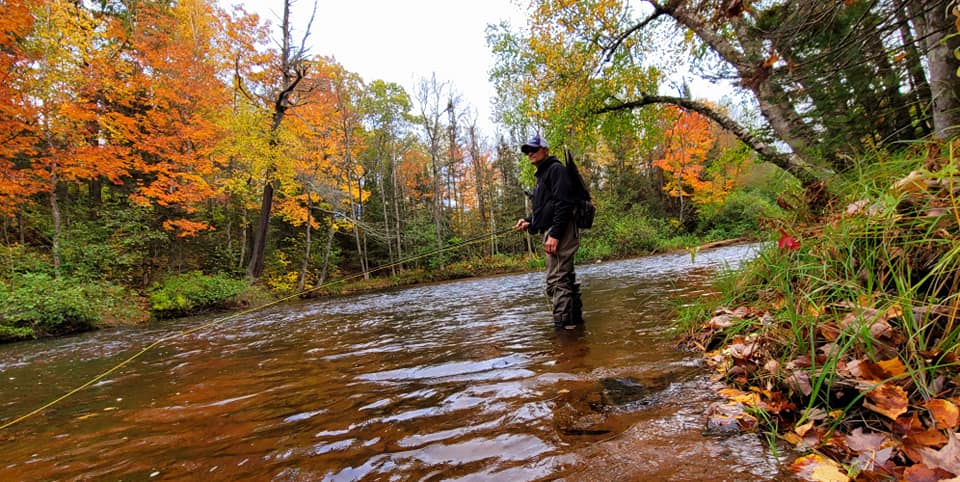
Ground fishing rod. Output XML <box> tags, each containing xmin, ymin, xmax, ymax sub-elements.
<box><xmin>0</xmin><ymin>225</ymin><xmax>517</xmax><ymax>431</ymax></box>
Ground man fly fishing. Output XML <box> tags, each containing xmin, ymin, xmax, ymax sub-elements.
<box><xmin>513</xmin><ymin>135</ymin><xmax>584</xmax><ymax>330</ymax></box>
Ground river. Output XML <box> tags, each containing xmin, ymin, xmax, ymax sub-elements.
<box><xmin>0</xmin><ymin>243</ymin><xmax>786</xmax><ymax>480</ymax></box>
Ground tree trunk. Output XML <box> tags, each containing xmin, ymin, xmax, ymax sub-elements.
<box><xmin>921</xmin><ymin>0</ymin><xmax>960</xmax><ymax>138</ymax></box>
<box><xmin>50</xmin><ymin>175</ymin><xmax>61</xmax><ymax>273</ymax></box>
<box><xmin>433</xmin><ymin>153</ymin><xmax>443</xmax><ymax>260</ymax></box>
<box><xmin>319</xmin><ymin>218</ymin><xmax>336</xmax><ymax>285</ymax></box>
<box><xmin>347</xmin><ymin>159</ymin><xmax>368</xmax><ymax>280</ymax></box>
<box><xmin>89</xmin><ymin>177</ymin><xmax>102</xmax><ymax>210</ymax></box>
<box><xmin>392</xmin><ymin>144</ymin><xmax>404</xmax><ymax>270</ymax></box>
<box><xmin>225</xmin><ymin>201</ymin><xmax>233</xmax><ymax>258</ymax></box>
<box><xmin>899</xmin><ymin>4</ymin><xmax>933</xmax><ymax>136</ymax></box>
<box><xmin>417</xmin><ymin>75</ymin><xmax>448</xmax><ymax>267</ymax></box>
<box><xmin>297</xmin><ymin>194</ymin><xmax>313</xmax><ymax>292</ymax></box>
<box><xmin>469</xmin><ymin>126</ymin><xmax>491</xmax><ymax>255</ymax></box>
<box><xmin>242</xmin><ymin>0</ymin><xmax>307</xmax><ymax>280</ymax></box>
<box><xmin>238</xmin><ymin>209</ymin><xmax>248</xmax><ymax>272</ymax></box>
<box><xmin>344</xmin><ymin>169</ymin><xmax>368</xmax><ymax>279</ymax></box>
<box><xmin>596</xmin><ymin>95</ymin><xmax>820</xmax><ymax>186</ymax></box>
<box><xmin>377</xmin><ymin>147</ymin><xmax>396</xmax><ymax>276</ymax></box>
<box><xmin>247</xmin><ymin>181</ymin><xmax>273</xmax><ymax>278</ymax></box>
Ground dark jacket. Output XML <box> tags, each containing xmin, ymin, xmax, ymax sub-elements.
<box><xmin>526</xmin><ymin>156</ymin><xmax>575</xmax><ymax>238</ymax></box>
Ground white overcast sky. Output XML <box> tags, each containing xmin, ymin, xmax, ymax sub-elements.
<box><xmin>227</xmin><ymin>0</ymin><xmax>529</xmax><ymax>137</ymax></box>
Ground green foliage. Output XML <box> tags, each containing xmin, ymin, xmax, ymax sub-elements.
<box><xmin>59</xmin><ymin>203</ymin><xmax>167</xmax><ymax>284</ymax></box>
<box><xmin>0</xmin><ymin>244</ymin><xmax>54</xmax><ymax>277</ymax></box>
<box><xmin>0</xmin><ymin>273</ymin><xmax>100</xmax><ymax>341</ymax></box>
<box><xmin>583</xmin><ymin>204</ymin><xmax>668</xmax><ymax>258</ymax></box>
<box><xmin>697</xmin><ymin>190</ymin><xmax>783</xmax><ymax>239</ymax></box>
<box><xmin>148</xmin><ymin>271</ymin><xmax>248</xmax><ymax>319</ymax></box>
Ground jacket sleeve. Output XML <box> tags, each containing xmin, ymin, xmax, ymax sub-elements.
<box><xmin>548</xmin><ymin>163</ymin><xmax>574</xmax><ymax>239</ymax></box>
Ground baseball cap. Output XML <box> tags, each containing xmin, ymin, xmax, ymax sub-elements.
<box><xmin>520</xmin><ymin>135</ymin><xmax>548</xmax><ymax>154</ymax></box>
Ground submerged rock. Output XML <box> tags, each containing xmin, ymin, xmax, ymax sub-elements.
<box><xmin>599</xmin><ymin>377</ymin><xmax>649</xmax><ymax>406</ymax></box>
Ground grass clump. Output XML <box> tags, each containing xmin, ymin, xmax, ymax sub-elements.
<box><xmin>683</xmin><ymin>146</ymin><xmax>960</xmax><ymax>478</ymax></box>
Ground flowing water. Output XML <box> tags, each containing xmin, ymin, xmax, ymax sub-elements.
<box><xmin>0</xmin><ymin>243</ymin><xmax>786</xmax><ymax>481</ymax></box>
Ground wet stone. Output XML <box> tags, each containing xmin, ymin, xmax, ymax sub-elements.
<box><xmin>599</xmin><ymin>377</ymin><xmax>649</xmax><ymax>406</ymax></box>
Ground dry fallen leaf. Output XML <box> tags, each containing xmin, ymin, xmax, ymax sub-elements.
<box><xmin>789</xmin><ymin>370</ymin><xmax>814</xmax><ymax>397</ymax></box>
<box><xmin>876</xmin><ymin>357</ymin><xmax>906</xmax><ymax>378</ymax></box>
<box><xmin>795</xmin><ymin>420</ymin><xmax>815</xmax><ymax>437</ymax></box>
<box><xmin>706</xmin><ymin>313</ymin><xmax>734</xmax><ymax>329</ymax></box>
<box><xmin>902</xmin><ymin>464</ymin><xmax>945</xmax><ymax>482</ymax></box>
<box><xmin>903</xmin><ymin>428</ymin><xmax>949</xmax><ymax>463</ymax></box>
<box><xmin>732</xmin><ymin>306</ymin><xmax>753</xmax><ymax>318</ymax></box>
<box><xmin>926</xmin><ymin>399</ymin><xmax>960</xmax><ymax>429</ymax></box>
<box><xmin>846</xmin><ymin>358</ymin><xmax>904</xmax><ymax>382</ymax></box>
<box><xmin>819</xmin><ymin>322</ymin><xmax>841</xmax><ymax>341</ymax></box>
<box><xmin>846</xmin><ymin>199</ymin><xmax>869</xmax><ymax>215</ymax></box>
<box><xmin>724</xmin><ymin>335</ymin><xmax>759</xmax><ymax>360</ymax></box>
<box><xmin>845</xmin><ymin>427</ymin><xmax>887</xmax><ymax>452</ymax></box>
<box><xmin>869</xmin><ymin>320</ymin><xmax>895</xmax><ymax>339</ymax></box>
<box><xmin>791</xmin><ymin>453</ymin><xmax>850</xmax><ymax>482</ymax></box>
<box><xmin>854</xmin><ymin>446</ymin><xmax>893</xmax><ymax>472</ymax></box>
<box><xmin>894</xmin><ymin>412</ymin><xmax>925</xmax><ymax>436</ymax></box>
<box><xmin>718</xmin><ymin>387</ymin><xmax>760</xmax><ymax>407</ymax></box>
<box><xmin>891</xmin><ymin>170</ymin><xmax>928</xmax><ymax>196</ymax></box>
<box><xmin>916</xmin><ymin>431</ymin><xmax>960</xmax><ymax>475</ymax></box>
<box><xmin>863</xmin><ymin>383</ymin><xmax>909</xmax><ymax>420</ymax></box>
<box><xmin>783</xmin><ymin>431</ymin><xmax>804</xmax><ymax>446</ymax></box>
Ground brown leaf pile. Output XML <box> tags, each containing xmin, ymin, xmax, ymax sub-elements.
<box><xmin>690</xmin><ymin>303</ymin><xmax>960</xmax><ymax>481</ymax></box>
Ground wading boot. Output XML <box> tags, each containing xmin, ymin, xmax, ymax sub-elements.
<box><xmin>571</xmin><ymin>283</ymin><xmax>584</xmax><ymax>326</ymax></box>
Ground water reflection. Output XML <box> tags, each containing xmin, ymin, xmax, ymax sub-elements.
<box><xmin>0</xmin><ymin>243</ymin><xmax>782</xmax><ymax>480</ymax></box>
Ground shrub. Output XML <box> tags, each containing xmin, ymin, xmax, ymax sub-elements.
<box><xmin>697</xmin><ymin>190</ymin><xmax>783</xmax><ymax>238</ymax></box>
<box><xmin>0</xmin><ymin>273</ymin><xmax>99</xmax><ymax>341</ymax></box>
<box><xmin>148</xmin><ymin>272</ymin><xmax>248</xmax><ymax>319</ymax></box>
<box><xmin>590</xmin><ymin>205</ymin><xmax>666</xmax><ymax>257</ymax></box>
<box><xmin>0</xmin><ymin>245</ymin><xmax>54</xmax><ymax>277</ymax></box>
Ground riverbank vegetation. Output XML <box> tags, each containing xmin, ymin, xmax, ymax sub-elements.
<box><xmin>682</xmin><ymin>147</ymin><xmax>960</xmax><ymax>480</ymax></box>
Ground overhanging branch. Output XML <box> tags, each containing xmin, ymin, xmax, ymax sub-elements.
<box><xmin>596</xmin><ymin>95</ymin><xmax>819</xmax><ymax>186</ymax></box>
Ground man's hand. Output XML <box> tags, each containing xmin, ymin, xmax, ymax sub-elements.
<box><xmin>513</xmin><ymin>219</ymin><xmax>529</xmax><ymax>232</ymax></box>
<box><xmin>544</xmin><ymin>235</ymin><xmax>558</xmax><ymax>255</ymax></box>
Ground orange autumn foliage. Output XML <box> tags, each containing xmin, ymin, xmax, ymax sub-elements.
<box><xmin>0</xmin><ymin>0</ymin><xmax>41</xmax><ymax>215</ymax></box>
<box><xmin>123</xmin><ymin>0</ymin><xmax>229</xmax><ymax>228</ymax></box>
<box><xmin>653</xmin><ymin>107</ymin><xmax>716</xmax><ymax>201</ymax></box>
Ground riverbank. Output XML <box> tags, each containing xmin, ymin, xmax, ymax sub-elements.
<box><xmin>680</xmin><ymin>162</ymin><xmax>960</xmax><ymax>480</ymax></box>
<box><xmin>2</xmin><ymin>231</ymin><xmax>752</xmax><ymax>344</ymax></box>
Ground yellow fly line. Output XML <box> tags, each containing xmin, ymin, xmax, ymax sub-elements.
<box><xmin>0</xmin><ymin>227</ymin><xmax>516</xmax><ymax>432</ymax></box>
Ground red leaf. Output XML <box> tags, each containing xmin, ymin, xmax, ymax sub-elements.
<box><xmin>778</xmin><ymin>228</ymin><xmax>800</xmax><ymax>250</ymax></box>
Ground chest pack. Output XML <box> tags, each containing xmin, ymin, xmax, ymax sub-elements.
<box><xmin>564</xmin><ymin>148</ymin><xmax>595</xmax><ymax>229</ymax></box>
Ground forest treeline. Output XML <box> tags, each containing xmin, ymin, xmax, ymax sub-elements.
<box><xmin>1</xmin><ymin>0</ymin><xmax>957</xmax><ymax>341</ymax></box>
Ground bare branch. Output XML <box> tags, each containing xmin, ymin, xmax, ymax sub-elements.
<box><xmin>602</xmin><ymin>0</ymin><xmax>677</xmax><ymax>62</ymax></box>
<box><xmin>233</xmin><ymin>55</ymin><xmax>257</xmax><ymax>104</ymax></box>
<box><xmin>296</xmin><ymin>0</ymin><xmax>318</xmax><ymax>61</ymax></box>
